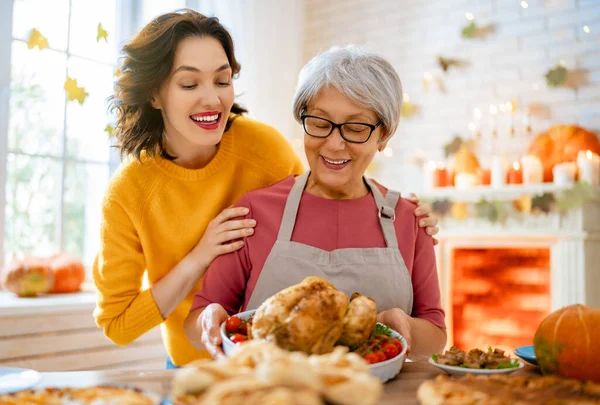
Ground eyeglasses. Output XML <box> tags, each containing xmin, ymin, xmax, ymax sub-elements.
<box><xmin>300</xmin><ymin>114</ymin><xmax>382</xmax><ymax>144</ymax></box>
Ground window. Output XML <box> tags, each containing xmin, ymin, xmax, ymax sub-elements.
<box><xmin>1</xmin><ymin>0</ymin><xmax>122</xmax><ymax>270</ymax></box>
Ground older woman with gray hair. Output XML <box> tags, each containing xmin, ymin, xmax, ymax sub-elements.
<box><xmin>185</xmin><ymin>45</ymin><xmax>447</xmax><ymax>359</ymax></box>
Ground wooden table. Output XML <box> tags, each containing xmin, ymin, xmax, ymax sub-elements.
<box><xmin>34</xmin><ymin>361</ymin><xmax>542</xmax><ymax>404</ymax></box>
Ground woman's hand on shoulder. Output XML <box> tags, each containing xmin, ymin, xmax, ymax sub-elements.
<box><xmin>189</xmin><ymin>207</ymin><xmax>257</xmax><ymax>272</ymax></box>
<box><xmin>199</xmin><ymin>303</ymin><xmax>229</xmax><ymax>359</ymax></box>
<box><xmin>406</xmin><ymin>193</ymin><xmax>439</xmax><ymax>245</ymax></box>
<box><xmin>376</xmin><ymin>308</ymin><xmax>412</xmax><ymax>357</ymax></box>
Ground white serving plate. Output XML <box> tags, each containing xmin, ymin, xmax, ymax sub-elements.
<box><xmin>220</xmin><ymin>309</ymin><xmax>408</xmax><ymax>383</ymax></box>
<box><xmin>428</xmin><ymin>357</ymin><xmax>525</xmax><ymax>376</ymax></box>
<box><xmin>0</xmin><ymin>367</ymin><xmax>42</xmax><ymax>394</ymax></box>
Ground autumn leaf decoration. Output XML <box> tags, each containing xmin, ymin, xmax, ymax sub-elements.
<box><xmin>104</xmin><ymin>124</ymin><xmax>115</xmax><ymax>137</ymax></box>
<box><xmin>443</xmin><ymin>135</ymin><xmax>464</xmax><ymax>158</ymax></box>
<box><xmin>97</xmin><ymin>23</ymin><xmax>108</xmax><ymax>42</ymax></box>
<box><xmin>545</xmin><ymin>65</ymin><xmax>568</xmax><ymax>87</ymax></box>
<box><xmin>437</xmin><ymin>56</ymin><xmax>464</xmax><ymax>73</ymax></box>
<box><xmin>64</xmin><ymin>77</ymin><xmax>88</xmax><ymax>104</ymax></box>
<box><xmin>27</xmin><ymin>29</ymin><xmax>49</xmax><ymax>50</ymax></box>
<box><xmin>461</xmin><ymin>22</ymin><xmax>478</xmax><ymax>39</ymax></box>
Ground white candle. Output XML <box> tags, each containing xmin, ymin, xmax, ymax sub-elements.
<box><xmin>455</xmin><ymin>172</ymin><xmax>478</xmax><ymax>189</ymax></box>
<box><xmin>424</xmin><ymin>160</ymin><xmax>437</xmax><ymax>190</ymax></box>
<box><xmin>577</xmin><ymin>150</ymin><xmax>600</xmax><ymax>185</ymax></box>
<box><xmin>491</xmin><ymin>156</ymin><xmax>507</xmax><ymax>188</ymax></box>
<box><xmin>553</xmin><ymin>162</ymin><xmax>577</xmax><ymax>186</ymax></box>
<box><xmin>521</xmin><ymin>155</ymin><xmax>543</xmax><ymax>185</ymax></box>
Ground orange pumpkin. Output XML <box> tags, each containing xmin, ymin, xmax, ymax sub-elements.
<box><xmin>452</xmin><ymin>145</ymin><xmax>480</xmax><ymax>185</ymax></box>
<box><xmin>534</xmin><ymin>304</ymin><xmax>600</xmax><ymax>382</ymax></box>
<box><xmin>48</xmin><ymin>254</ymin><xmax>85</xmax><ymax>293</ymax></box>
<box><xmin>1</xmin><ymin>257</ymin><xmax>53</xmax><ymax>297</ymax></box>
<box><xmin>528</xmin><ymin>125</ymin><xmax>600</xmax><ymax>182</ymax></box>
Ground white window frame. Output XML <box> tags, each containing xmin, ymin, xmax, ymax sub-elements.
<box><xmin>0</xmin><ymin>0</ymin><xmax>140</xmax><ymax>269</ymax></box>
<box><xmin>0</xmin><ymin>0</ymin><xmax>13</xmax><ymax>271</ymax></box>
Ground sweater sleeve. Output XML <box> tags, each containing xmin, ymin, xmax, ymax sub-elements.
<box><xmin>410</xmin><ymin>224</ymin><xmax>446</xmax><ymax>329</ymax></box>
<box><xmin>191</xmin><ymin>194</ymin><xmax>253</xmax><ymax>315</ymax></box>
<box><xmin>93</xmin><ymin>197</ymin><xmax>164</xmax><ymax>346</ymax></box>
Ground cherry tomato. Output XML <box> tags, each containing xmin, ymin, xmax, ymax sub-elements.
<box><xmin>238</xmin><ymin>321</ymin><xmax>248</xmax><ymax>335</ymax></box>
<box><xmin>391</xmin><ymin>338</ymin><xmax>403</xmax><ymax>352</ymax></box>
<box><xmin>225</xmin><ymin>316</ymin><xmax>242</xmax><ymax>334</ymax></box>
<box><xmin>230</xmin><ymin>333</ymin><xmax>247</xmax><ymax>344</ymax></box>
<box><xmin>383</xmin><ymin>343</ymin><xmax>399</xmax><ymax>359</ymax></box>
<box><xmin>363</xmin><ymin>353</ymin><xmax>379</xmax><ymax>364</ymax></box>
<box><xmin>374</xmin><ymin>351</ymin><xmax>387</xmax><ymax>363</ymax></box>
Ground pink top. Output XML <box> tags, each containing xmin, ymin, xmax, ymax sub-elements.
<box><xmin>192</xmin><ymin>176</ymin><xmax>445</xmax><ymax>328</ymax></box>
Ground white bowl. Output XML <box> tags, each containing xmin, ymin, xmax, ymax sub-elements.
<box><xmin>220</xmin><ymin>309</ymin><xmax>408</xmax><ymax>383</ymax></box>
<box><xmin>428</xmin><ymin>357</ymin><xmax>525</xmax><ymax>376</ymax></box>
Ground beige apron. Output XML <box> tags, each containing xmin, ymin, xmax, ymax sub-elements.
<box><xmin>246</xmin><ymin>171</ymin><xmax>414</xmax><ymax>314</ymax></box>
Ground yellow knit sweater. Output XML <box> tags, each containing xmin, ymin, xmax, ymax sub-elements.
<box><xmin>93</xmin><ymin>116</ymin><xmax>304</xmax><ymax>366</ymax></box>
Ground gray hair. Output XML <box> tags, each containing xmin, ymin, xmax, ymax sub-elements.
<box><xmin>292</xmin><ymin>45</ymin><xmax>403</xmax><ymax>141</ymax></box>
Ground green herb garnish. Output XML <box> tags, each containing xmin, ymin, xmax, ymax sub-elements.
<box><xmin>432</xmin><ymin>354</ymin><xmax>439</xmax><ymax>362</ymax></box>
<box><xmin>497</xmin><ymin>359</ymin><xmax>520</xmax><ymax>369</ymax></box>
<box><xmin>371</xmin><ymin>323</ymin><xmax>392</xmax><ymax>337</ymax></box>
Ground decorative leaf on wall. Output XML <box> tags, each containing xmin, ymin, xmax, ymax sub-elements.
<box><xmin>461</xmin><ymin>22</ymin><xmax>478</xmax><ymax>39</ymax></box>
<box><xmin>97</xmin><ymin>23</ymin><xmax>108</xmax><ymax>42</ymax></box>
<box><xmin>104</xmin><ymin>124</ymin><xmax>115</xmax><ymax>137</ymax></box>
<box><xmin>437</xmin><ymin>56</ymin><xmax>463</xmax><ymax>73</ymax></box>
<box><xmin>401</xmin><ymin>99</ymin><xmax>417</xmax><ymax>118</ymax></box>
<box><xmin>26</xmin><ymin>29</ymin><xmax>49</xmax><ymax>50</ymax></box>
<box><xmin>545</xmin><ymin>65</ymin><xmax>568</xmax><ymax>87</ymax></box>
<box><xmin>443</xmin><ymin>135</ymin><xmax>464</xmax><ymax>158</ymax></box>
<box><xmin>555</xmin><ymin>182</ymin><xmax>595</xmax><ymax>210</ymax></box>
<box><xmin>64</xmin><ymin>77</ymin><xmax>88</xmax><ymax>104</ymax></box>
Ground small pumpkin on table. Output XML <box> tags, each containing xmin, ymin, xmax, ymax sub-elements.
<box><xmin>534</xmin><ymin>303</ymin><xmax>600</xmax><ymax>383</ymax></box>
<box><xmin>1</xmin><ymin>254</ymin><xmax>86</xmax><ymax>297</ymax></box>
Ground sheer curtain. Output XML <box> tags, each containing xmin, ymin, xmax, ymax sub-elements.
<box><xmin>189</xmin><ymin>0</ymin><xmax>305</xmax><ymax>141</ymax></box>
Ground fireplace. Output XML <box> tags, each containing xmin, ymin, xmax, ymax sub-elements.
<box><xmin>432</xmin><ymin>195</ymin><xmax>600</xmax><ymax>353</ymax></box>
<box><xmin>451</xmin><ymin>247</ymin><xmax>550</xmax><ymax>353</ymax></box>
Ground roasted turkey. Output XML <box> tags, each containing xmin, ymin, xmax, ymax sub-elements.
<box><xmin>250</xmin><ymin>276</ymin><xmax>378</xmax><ymax>354</ymax></box>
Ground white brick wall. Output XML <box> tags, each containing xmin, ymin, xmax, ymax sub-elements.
<box><xmin>303</xmin><ymin>0</ymin><xmax>600</xmax><ymax>192</ymax></box>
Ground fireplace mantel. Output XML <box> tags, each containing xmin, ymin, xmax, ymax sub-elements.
<box><xmin>431</xmin><ymin>189</ymin><xmax>600</xmax><ymax>347</ymax></box>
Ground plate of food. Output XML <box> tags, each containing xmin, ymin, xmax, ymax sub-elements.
<box><xmin>429</xmin><ymin>346</ymin><xmax>524</xmax><ymax>376</ymax></box>
<box><xmin>219</xmin><ymin>276</ymin><xmax>409</xmax><ymax>383</ymax></box>
<box><xmin>514</xmin><ymin>345</ymin><xmax>537</xmax><ymax>366</ymax></box>
<box><xmin>0</xmin><ymin>367</ymin><xmax>41</xmax><ymax>394</ymax></box>
<box><xmin>0</xmin><ymin>385</ymin><xmax>166</xmax><ymax>404</ymax></box>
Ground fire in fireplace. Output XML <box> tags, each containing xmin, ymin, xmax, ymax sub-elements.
<box><xmin>451</xmin><ymin>247</ymin><xmax>551</xmax><ymax>353</ymax></box>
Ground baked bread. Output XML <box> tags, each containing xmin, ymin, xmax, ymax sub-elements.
<box><xmin>417</xmin><ymin>374</ymin><xmax>600</xmax><ymax>404</ymax></box>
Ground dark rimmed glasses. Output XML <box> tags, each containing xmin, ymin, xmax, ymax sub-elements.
<box><xmin>300</xmin><ymin>114</ymin><xmax>382</xmax><ymax>144</ymax></box>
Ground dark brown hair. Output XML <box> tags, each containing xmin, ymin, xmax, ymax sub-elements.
<box><xmin>109</xmin><ymin>9</ymin><xmax>247</xmax><ymax>160</ymax></box>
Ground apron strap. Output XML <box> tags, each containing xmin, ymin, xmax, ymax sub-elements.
<box><xmin>365</xmin><ymin>178</ymin><xmax>400</xmax><ymax>248</ymax></box>
<box><xmin>277</xmin><ymin>171</ymin><xmax>310</xmax><ymax>241</ymax></box>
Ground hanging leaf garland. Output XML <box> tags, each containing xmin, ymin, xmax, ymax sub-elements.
<box><xmin>555</xmin><ymin>182</ymin><xmax>596</xmax><ymax>210</ymax></box>
<box><xmin>97</xmin><ymin>23</ymin><xmax>108</xmax><ymax>42</ymax></box>
<box><xmin>26</xmin><ymin>29</ymin><xmax>49</xmax><ymax>50</ymax></box>
<box><xmin>475</xmin><ymin>199</ymin><xmax>507</xmax><ymax>223</ymax></box>
<box><xmin>545</xmin><ymin>65</ymin><xmax>568</xmax><ymax>87</ymax></box>
<box><xmin>64</xmin><ymin>77</ymin><xmax>88</xmax><ymax>104</ymax></box>
<box><xmin>531</xmin><ymin>193</ymin><xmax>555</xmax><ymax>214</ymax></box>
